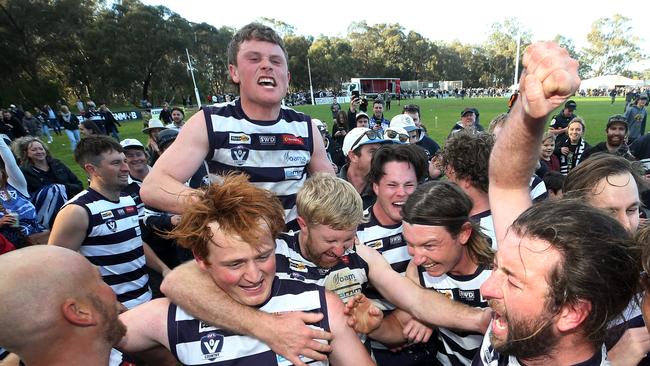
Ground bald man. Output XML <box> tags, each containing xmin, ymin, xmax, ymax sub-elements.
<box><xmin>0</xmin><ymin>246</ymin><xmax>125</xmax><ymax>366</ymax></box>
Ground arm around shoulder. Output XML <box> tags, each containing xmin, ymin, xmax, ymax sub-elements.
<box><xmin>118</xmin><ymin>298</ymin><xmax>171</xmax><ymax>352</ymax></box>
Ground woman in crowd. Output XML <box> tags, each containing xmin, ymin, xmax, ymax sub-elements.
<box><xmin>33</xmin><ymin>106</ymin><xmax>52</xmax><ymax>143</ymax></box>
<box><xmin>0</xmin><ymin>136</ymin><xmax>47</xmax><ymax>247</ymax></box>
<box><xmin>555</xmin><ymin>117</ymin><xmax>590</xmax><ymax>175</ymax></box>
<box><xmin>331</xmin><ymin>110</ymin><xmax>348</xmax><ymax>148</ymax></box>
<box><xmin>79</xmin><ymin>119</ymin><xmax>102</xmax><ymax>137</ymax></box>
<box><xmin>13</xmin><ymin>136</ymin><xmax>82</xmax><ymax>229</ymax></box>
<box><xmin>57</xmin><ymin>105</ymin><xmax>81</xmax><ymax>151</ymax></box>
<box><xmin>142</xmin><ymin>118</ymin><xmax>167</xmax><ymax>166</ymax></box>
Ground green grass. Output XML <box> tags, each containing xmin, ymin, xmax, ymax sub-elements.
<box><xmin>47</xmin><ymin>97</ymin><xmax>628</xmax><ymax>185</ymax></box>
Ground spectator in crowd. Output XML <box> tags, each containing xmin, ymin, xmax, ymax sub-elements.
<box><xmin>631</xmin><ymin>132</ymin><xmax>650</xmax><ymax>174</ymax></box>
<box><xmin>313</xmin><ymin>119</ymin><xmax>344</xmax><ymax>171</ymax></box>
<box><xmin>43</xmin><ymin>104</ymin><xmax>61</xmax><ymax>136</ymax></box>
<box><xmin>158</xmin><ymin>102</ymin><xmax>173</xmax><ymax>125</ymax></box>
<box><xmin>142</xmin><ymin>118</ymin><xmax>167</xmax><ymax>166</ymax></box>
<box><xmin>48</xmin><ymin>136</ymin><xmax>168</xmax><ymax>310</ymax></box>
<box><xmin>0</xmin><ymin>245</ymin><xmax>126</xmax><ymax>366</ymax></box>
<box><xmin>84</xmin><ymin>101</ymin><xmax>106</xmax><ymax>134</ymax></box>
<box><xmin>624</xmin><ymin>93</ymin><xmax>648</xmax><ymax>143</ymax></box>
<box><xmin>484</xmin><ymin>41</ymin><xmax>640</xmax><ymax>366</ymax></box>
<box><xmin>13</xmin><ymin>136</ymin><xmax>83</xmax><ymax>229</ymax></box>
<box><xmin>118</xmin><ymin>173</ymin><xmax>375</xmax><ymax>366</ymax></box>
<box><xmin>610</xmin><ymin>88</ymin><xmax>617</xmax><ymax>104</ymax></box>
<box><xmin>402</xmin><ymin>104</ymin><xmax>440</xmax><ymax>155</ymax></box>
<box><xmin>57</xmin><ymin>105</ymin><xmax>81</xmax><ymax>151</ymax></box>
<box><xmin>449</xmin><ymin>108</ymin><xmax>482</xmax><ymax>138</ymax></box>
<box><xmin>384</xmin><ymin>89</ymin><xmax>391</xmax><ymax>111</ymax></box>
<box><xmin>0</xmin><ymin>134</ymin><xmax>48</xmax><ymax>248</ymax></box>
<box><xmin>21</xmin><ymin>111</ymin><xmax>42</xmax><ymax>138</ymax></box>
<box><xmin>141</xmin><ymin>22</ymin><xmax>333</xmax><ymax>231</ymax></box>
<box><xmin>582</xmin><ymin>114</ymin><xmax>633</xmax><ymax>161</ymax></box>
<box><xmin>119</xmin><ymin>139</ymin><xmax>148</xmax><ymax>218</ymax></box>
<box><xmin>98</xmin><ymin>103</ymin><xmax>121</xmax><ymax>141</ymax></box>
<box><xmin>78</xmin><ymin>119</ymin><xmax>102</xmax><ymax>137</ymax></box>
<box><xmin>165</xmin><ymin>107</ymin><xmax>185</xmax><ymax>130</ymax></box>
<box><xmin>2</xmin><ymin>109</ymin><xmax>26</xmax><ymax>140</ymax></box>
<box><xmin>330</xmin><ymin>97</ymin><xmax>341</xmax><ymax>119</ymax></box>
<box><xmin>536</xmin><ymin>132</ymin><xmax>560</xmax><ymax>177</ymax></box>
<box><xmin>548</xmin><ymin>99</ymin><xmax>577</xmax><ymax>142</ymax></box>
<box><xmin>340</xmin><ymin>127</ymin><xmax>395</xmax><ymax>208</ymax></box>
<box><xmin>347</xmin><ymin>94</ymin><xmax>362</xmax><ymax>130</ymax></box>
<box><xmin>543</xmin><ymin>171</ymin><xmax>565</xmax><ymax>200</ymax></box>
<box><xmin>33</xmin><ymin>107</ymin><xmax>51</xmax><ymax>142</ymax></box>
<box><xmin>8</xmin><ymin>104</ymin><xmax>24</xmax><ymax>121</ymax></box>
<box><xmin>555</xmin><ymin>117</ymin><xmax>590</xmax><ymax>175</ymax></box>
<box><xmin>331</xmin><ymin>110</ymin><xmax>348</xmax><ymax>148</ymax></box>
<box><xmin>370</xmin><ymin>100</ymin><xmax>389</xmax><ymax>132</ymax></box>
<box><xmin>355</xmin><ymin>112</ymin><xmax>370</xmax><ymax>128</ymax></box>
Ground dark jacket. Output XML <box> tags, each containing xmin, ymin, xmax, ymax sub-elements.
<box><xmin>21</xmin><ymin>158</ymin><xmax>83</xmax><ymax>197</ymax></box>
<box><xmin>57</xmin><ymin>113</ymin><xmax>80</xmax><ymax>131</ymax></box>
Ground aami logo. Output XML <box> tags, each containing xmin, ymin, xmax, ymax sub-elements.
<box><xmin>259</xmin><ymin>135</ymin><xmax>276</xmax><ymax>145</ymax></box>
<box><xmin>283</xmin><ymin>151</ymin><xmax>308</xmax><ymax>165</ymax></box>
<box><xmin>200</xmin><ymin>332</ymin><xmax>224</xmax><ymax>360</ymax></box>
<box><xmin>281</xmin><ymin>134</ymin><xmax>304</xmax><ymax>146</ymax></box>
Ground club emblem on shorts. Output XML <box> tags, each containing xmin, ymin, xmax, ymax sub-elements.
<box><xmin>105</xmin><ymin>219</ymin><xmax>117</xmax><ymax>232</ymax></box>
<box><xmin>200</xmin><ymin>332</ymin><xmax>224</xmax><ymax>360</ymax></box>
<box><xmin>231</xmin><ymin>146</ymin><xmax>249</xmax><ymax>166</ymax></box>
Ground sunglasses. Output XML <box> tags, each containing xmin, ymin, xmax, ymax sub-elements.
<box><xmin>386</xmin><ymin>129</ymin><xmax>409</xmax><ymax>143</ymax></box>
<box><xmin>351</xmin><ymin>130</ymin><xmax>383</xmax><ymax>151</ymax></box>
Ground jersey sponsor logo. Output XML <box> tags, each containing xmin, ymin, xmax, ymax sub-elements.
<box><xmin>389</xmin><ymin>235</ymin><xmax>402</xmax><ymax>245</ymax></box>
<box><xmin>101</xmin><ymin>210</ymin><xmax>114</xmax><ymax>219</ymax></box>
<box><xmin>325</xmin><ymin>268</ymin><xmax>363</xmax><ymax>302</ymax></box>
<box><xmin>259</xmin><ymin>135</ymin><xmax>276</xmax><ymax>145</ymax></box>
<box><xmin>198</xmin><ymin>321</ymin><xmax>217</xmax><ymax>333</ymax></box>
<box><xmin>284</xmin><ymin>167</ymin><xmax>304</xmax><ymax>180</ymax></box>
<box><xmin>281</xmin><ymin>134</ymin><xmax>304</xmax><ymax>146</ymax></box>
<box><xmin>200</xmin><ymin>332</ymin><xmax>224</xmax><ymax>361</ymax></box>
<box><xmin>437</xmin><ymin>288</ymin><xmax>454</xmax><ymax>300</ymax></box>
<box><xmin>231</xmin><ymin>146</ymin><xmax>250</xmax><ymax>166</ymax></box>
<box><xmin>117</xmin><ymin>209</ymin><xmax>126</xmax><ymax>216</ymax></box>
<box><xmin>283</xmin><ymin>151</ymin><xmax>308</xmax><ymax>165</ymax></box>
<box><xmin>229</xmin><ymin>132</ymin><xmax>251</xmax><ymax>144</ymax></box>
<box><xmin>289</xmin><ymin>258</ymin><xmax>308</xmax><ymax>273</ymax></box>
<box><xmin>277</xmin><ymin>354</ymin><xmax>308</xmax><ymax>366</ymax></box>
<box><xmin>458</xmin><ymin>289</ymin><xmax>476</xmax><ymax>301</ymax></box>
<box><xmin>290</xmin><ymin>272</ymin><xmax>306</xmax><ymax>281</ymax></box>
<box><xmin>125</xmin><ymin>206</ymin><xmax>136</xmax><ymax>214</ymax></box>
<box><xmin>106</xmin><ymin>219</ymin><xmax>117</xmax><ymax>232</ymax></box>
<box><xmin>365</xmin><ymin>240</ymin><xmax>383</xmax><ymax>250</ymax></box>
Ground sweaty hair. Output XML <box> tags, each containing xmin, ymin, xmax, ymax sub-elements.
<box><xmin>563</xmin><ymin>153</ymin><xmax>647</xmax><ymax>199</ymax></box>
<box><xmin>167</xmin><ymin>173</ymin><xmax>285</xmax><ymax>264</ymax></box>
<box><xmin>367</xmin><ymin>144</ymin><xmax>427</xmax><ymax>185</ymax></box>
<box><xmin>402</xmin><ymin>181</ymin><xmax>493</xmax><ymax>267</ymax></box>
<box><xmin>297</xmin><ymin>173</ymin><xmax>364</xmax><ymax>230</ymax></box>
<box><xmin>227</xmin><ymin>22</ymin><xmax>288</xmax><ymax>67</ymax></box>
<box><xmin>442</xmin><ymin>131</ymin><xmax>495</xmax><ymax>193</ymax></box>
<box><xmin>511</xmin><ymin>199</ymin><xmax>640</xmax><ymax>346</ymax></box>
<box><xmin>74</xmin><ymin>135</ymin><xmax>123</xmax><ymax>168</ymax></box>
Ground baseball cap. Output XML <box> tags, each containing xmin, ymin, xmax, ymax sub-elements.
<box><xmin>342</xmin><ymin>127</ymin><xmax>394</xmax><ymax>157</ymax></box>
<box><xmin>120</xmin><ymin>138</ymin><xmax>144</xmax><ymax>150</ymax></box>
<box><xmin>142</xmin><ymin>118</ymin><xmax>167</xmax><ymax>133</ymax></box>
<box><xmin>156</xmin><ymin>128</ymin><xmax>179</xmax><ymax>150</ymax></box>
<box><xmin>638</xmin><ymin>93</ymin><xmax>649</xmax><ymax>101</ymax></box>
<box><xmin>9</xmin><ymin>104</ymin><xmax>15</xmax><ymax>108</ymax></box>
<box><xmin>607</xmin><ymin>114</ymin><xmax>628</xmax><ymax>129</ymax></box>
<box><xmin>461</xmin><ymin>107</ymin><xmax>475</xmax><ymax>117</ymax></box>
<box><xmin>390</xmin><ymin>114</ymin><xmax>418</xmax><ymax>132</ymax></box>
<box><xmin>312</xmin><ymin>118</ymin><xmax>327</xmax><ymax>134</ymax></box>
<box><xmin>385</xmin><ymin>126</ymin><xmax>409</xmax><ymax>143</ymax></box>
<box><xmin>356</xmin><ymin>112</ymin><xmax>370</xmax><ymax>121</ymax></box>
<box><xmin>565</xmin><ymin>100</ymin><xmax>577</xmax><ymax>110</ymax></box>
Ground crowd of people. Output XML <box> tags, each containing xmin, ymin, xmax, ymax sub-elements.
<box><xmin>1</xmin><ymin>22</ymin><xmax>650</xmax><ymax>366</ymax></box>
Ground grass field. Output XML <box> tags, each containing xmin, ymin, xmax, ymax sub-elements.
<box><xmin>46</xmin><ymin>96</ymin><xmax>629</xmax><ymax>185</ymax></box>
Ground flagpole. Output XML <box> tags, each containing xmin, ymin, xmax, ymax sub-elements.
<box><xmin>186</xmin><ymin>48</ymin><xmax>202</xmax><ymax>107</ymax></box>
<box><xmin>514</xmin><ymin>33</ymin><xmax>521</xmax><ymax>87</ymax></box>
<box><xmin>308</xmin><ymin>57</ymin><xmax>315</xmax><ymax>106</ymax></box>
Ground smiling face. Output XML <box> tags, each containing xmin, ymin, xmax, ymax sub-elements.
<box><xmin>196</xmin><ymin>222</ymin><xmax>276</xmax><ymax>306</ymax></box>
<box><xmin>26</xmin><ymin>141</ymin><xmax>47</xmax><ymax>163</ymax></box>
<box><xmin>461</xmin><ymin>112</ymin><xmax>475</xmax><ymax>128</ymax></box>
<box><xmin>568</xmin><ymin>121</ymin><xmax>583</xmax><ymax>143</ymax></box>
<box><xmin>372</xmin><ymin>161</ymin><xmax>417</xmax><ymax>225</ymax></box>
<box><xmin>606</xmin><ymin>123</ymin><xmax>627</xmax><ymax>147</ymax></box>
<box><xmin>298</xmin><ymin>220</ymin><xmax>357</xmax><ymax>269</ymax></box>
<box><xmin>229</xmin><ymin>39</ymin><xmax>290</xmax><ymax>114</ymax></box>
<box><xmin>480</xmin><ymin>231</ymin><xmax>561</xmax><ymax>358</ymax></box>
<box><xmin>404</xmin><ymin>222</ymin><xmax>472</xmax><ymax>277</ymax></box>
<box><xmin>124</xmin><ymin>148</ymin><xmax>147</xmax><ymax>173</ymax></box>
<box><xmin>540</xmin><ymin>137</ymin><xmax>555</xmax><ymax>160</ymax></box>
<box><xmin>88</xmin><ymin>149</ymin><xmax>130</xmax><ymax>190</ymax></box>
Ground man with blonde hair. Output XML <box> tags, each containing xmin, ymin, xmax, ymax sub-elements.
<box><xmin>161</xmin><ymin>173</ymin><xmax>491</xmax><ymax>365</ymax></box>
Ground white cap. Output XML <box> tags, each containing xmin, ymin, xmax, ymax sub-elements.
<box><xmin>342</xmin><ymin>127</ymin><xmax>394</xmax><ymax>157</ymax></box>
<box><xmin>385</xmin><ymin>126</ymin><xmax>409</xmax><ymax>144</ymax></box>
<box><xmin>142</xmin><ymin>118</ymin><xmax>166</xmax><ymax>133</ymax></box>
<box><xmin>120</xmin><ymin>138</ymin><xmax>144</xmax><ymax>149</ymax></box>
<box><xmin>390</xmin><ymin>114</ymin><xmax>418</xmax><ymax>132</ymax></box>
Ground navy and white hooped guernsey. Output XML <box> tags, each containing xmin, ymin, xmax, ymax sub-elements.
<box><xmin>66</xmin><ymin>188</ymin><xmax>151</xmax><ymax>309</ymax></box>
<box><xmin>204</xmin><ymin>100</ymin><xmax>313</xmax><ymax>226</ymax></box>
<box><xmin>168</xmin><ymin>277</ymin><xmax>330</xmax><ymax>366</ymax></box>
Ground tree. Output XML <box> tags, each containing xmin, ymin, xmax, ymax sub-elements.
<box><xmin>582</xmin><ymin>14</ymin><xmax>643</xmax><ymax>77</ymax></box>
<box><xmin>284</xmin><ymin>35</ymin><xmax>312</xmax><ymax>91</ymax></box>
<box><xmin>483</xmin><ymin>18</ymin><xmax>532</xmax><ymax>87</ymax></box>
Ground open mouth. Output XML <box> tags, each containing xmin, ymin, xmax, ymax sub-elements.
<box><xmin>258</xmin><ymin>77</ymin><xmax>276</xmax><ymax>88</ymax></box>
<box><xmin>240</xmin><ymin>279</ymin><xmax>264</xmax><ymax>293</ymax></box>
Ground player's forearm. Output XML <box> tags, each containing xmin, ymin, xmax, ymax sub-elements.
<box><xmin>367</xmin><ymin>313</ymin><xmax>409</xmax><ymax>347</ymax></box>
<box><xmin>160</xmin><ymin>261</ymin><xmax>269</xmax><ymax>337</ymax></box>
<box><xmin>140</xmin><ymin>170</ymin><xmax>196</xmax><ymax>214</ymax></box>
<box><xmin>412</xmin><ymin>288</ymin><xmax>485</xmax><ymax>333</ymax></box>
<box><xmin>143</xmin><ymin>243</ymin><xmax>170</xmax><ymax>275</ymax></box>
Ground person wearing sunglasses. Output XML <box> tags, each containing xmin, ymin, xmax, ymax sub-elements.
<box><xmin>339</xmin><ymin>127</ymin><xmax>395</xmax><ymax>209</ymax></box>
<box><xmin>384</xmin><ymin>126</ymin><xmax>409</xmax><ymax>144</ymax></box>
<box><xmin>402</xmin><ymin>104</ymin><xmax>440</xmax><ymax>160</ymax></box>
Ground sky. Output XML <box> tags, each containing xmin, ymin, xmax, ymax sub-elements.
<box><xmin>141</xmin><ymin>0</ymin><xmax>649</xmax><ymax>71</ymax></box>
